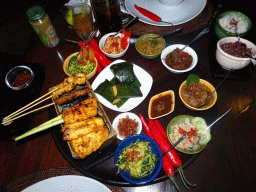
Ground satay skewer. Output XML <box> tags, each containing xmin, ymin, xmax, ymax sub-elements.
<box><xmin>2</xmin><ymin>87</ymin><xmax>58</xmax><ymax>123</ymax></box>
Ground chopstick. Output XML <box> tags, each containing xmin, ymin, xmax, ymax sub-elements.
<box><xmin>2</xmin><ymin>87</ymin><xmax>58</xmax><ymax>124</ymax></box>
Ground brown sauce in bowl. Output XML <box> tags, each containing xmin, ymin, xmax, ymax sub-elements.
<box><xmin>166</xmin><ymin>48</ymin><xmax>193</xmax><ymax>70</ymax></box>
<box><xmin>150</xmin><ymin>93</ymin><xmax>173</xmax><ymax>118</ymax></box>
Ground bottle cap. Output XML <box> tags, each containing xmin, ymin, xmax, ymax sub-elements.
<box><xmin>26</xmin><ymin>6</ymin><xmax>45</xmax><ymax>20</ymax></box>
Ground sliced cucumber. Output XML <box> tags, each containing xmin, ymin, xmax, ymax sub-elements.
<box><xmin>191</xmin><ymin>117</ymin><xmax>207</xmax><ymax>131</ymax></box>
<box><xmin>199</xmin><ymin>130</ymin><xmax>211</xmax><ymax>145</ymax></box>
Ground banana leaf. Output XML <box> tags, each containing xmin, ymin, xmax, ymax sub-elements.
<box><xmin>110</xmin><ymin>62</ymin><xmax>135</xmax><ymax>84</ymax></box>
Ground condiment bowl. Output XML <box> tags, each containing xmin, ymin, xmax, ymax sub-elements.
<box><xmin>63</xmin><ymin>52</ymin><xmax>98</xmax><ymax>79</ymax></box>
<box><xmin>216</xmin><ymin>37</ymin><xmax>256</xmax><ymax>70</ymax></box>
<box><xmin>5</xmin><ymin>65</ymin><xmax>34</xmax><ymax>90</ymax></box>
<box><xmin>166</xmin><ymin>115</ymin><xmax>207</xmax><ymax>154</ymax></box>
<box><xmin>215</xmin><ymin>11</ymin><xmax>252</xmax><ymax>39</ymax></box>
<box><xmin>99</xmin><ymin>32</ymin><xmax>129</xmax><ymax>58</ymax></box>
<box><xmin>112</xmin><ymin>112</ymin><xmax>142</xmax><ymax>140</ymax></box>
<box><xmin>161</xmin><ymin>44</ymin><xmax>198</xmax><ymax>74</ymax></box>
<box><xmin>114</xmin><ymin>134</ymin><xmax>163</xmax><ymax>185</ymax></box>
<box><xmin>179</xmin><ymin>79</ymin><xmax>217</xmax><ymax>111</ymax></box>
<box><xmin>148</xmin><ymin>90</ymin><xmax>175</xmax><ymax>119</ymax></box>
<box><xmin>135</xmin><ymin>34</ymin><xmax>166</xmax><ymax>59</ymax></box>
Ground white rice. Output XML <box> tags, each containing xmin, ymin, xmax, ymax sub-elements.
<box><xmin>219</xmin><ymin>13</ymin><xmax>248</xmax><ymax>34</ymax></box>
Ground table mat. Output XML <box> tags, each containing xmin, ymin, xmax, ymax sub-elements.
<box><xmin>127</xmin><ymin>0</ymin><xmax>213</xmax><ymax>36</ymax></box>
<box><xmin>0</xmin><ymin>167</ymin><xmax>125</xmax><ymax>192</ymax></box>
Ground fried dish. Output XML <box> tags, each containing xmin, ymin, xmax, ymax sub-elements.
<box><xmin>103</xmin><ymin>36</ymin><xmax>124</xmax><ymax>54</ymax></box>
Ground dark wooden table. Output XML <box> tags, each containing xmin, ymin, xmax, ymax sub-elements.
<box><xmin>1</xmin><ymin>1</ymin><xmax>256</xmax><ymax>191</ymax></box>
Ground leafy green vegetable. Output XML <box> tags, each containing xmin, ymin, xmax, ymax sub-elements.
<box><xmin>186</xmin><ymin>74</ymin><xmax>200</xmax><ymax>85</ymax></box>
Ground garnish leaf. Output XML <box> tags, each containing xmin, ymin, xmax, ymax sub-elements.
<box><xmin>186</xmin><ymin>74</ymin><xmax>200</xmax><ymax>85</ymax></box>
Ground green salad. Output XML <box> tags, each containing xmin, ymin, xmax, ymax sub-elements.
<box><xmin>68</xmin><ymin>55</ymin><xmax>95</xmax><ymax>75</ymax></box>
<box><xmin>116</xmin><ymin>139</ymin><xmax>157</xmax><ymax>178</ymax></box>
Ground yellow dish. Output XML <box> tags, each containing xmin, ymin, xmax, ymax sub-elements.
<box><xmin>63</xmin><ymin>52</ymin><xmax>98</xmax><ymax>80</ymax></box>
<box><xmin>179</xmin><ymin>79</ymin><xmax>217</xmax><ymax>111</ymax></box>
<box><xmin>148</xmin><ymin>90</ymin><xmax>175</xmax><ymax>119</ymax></box>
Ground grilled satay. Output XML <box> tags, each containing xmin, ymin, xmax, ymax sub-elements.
<box><xmin>62</xmin><ymin>117</ymin><xmax>105</xmax><ymax>140</ymax></box>
<box><xmin>54</xmin><ymin>88</ymin><xmax>90</xmax><ymax>105</ymax></box>
<box><xmin>62</xmin><ymin>97</ymin><xmax>98</xmax><ymax>124</ymax></box>
<box><xmin>52</xmin><ymin>73</ymin><xmax>87</xmax><ymax>99</ymax></box>
<box><xmin>70</xmin><ymin>126</ymin><xmax>109</xmax><ymax>158</ymax></box>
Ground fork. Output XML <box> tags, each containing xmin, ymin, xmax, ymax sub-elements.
<box><xmin>186</xmin><ymin>107</ymin><xmax>233</xmax><ymax>151</ymax></box>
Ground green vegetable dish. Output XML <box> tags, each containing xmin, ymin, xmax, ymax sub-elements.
<box><xmin>116</xmin><ymin>139</ymin><xmax>157</xmax><ymax>178</ymax></box>
<box><xmin>68</xmin><ymin>55</ymin><xmax>95</xmax><ymax>75</ymax></box>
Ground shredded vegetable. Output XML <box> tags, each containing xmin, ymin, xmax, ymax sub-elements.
<box><xmin>116</xmin><ymin>139</ymin><xmax>157</xmax><ymax>178</ymax></box>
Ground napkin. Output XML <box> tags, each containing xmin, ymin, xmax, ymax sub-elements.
<box><xmin>65</xmin><ymin>0</ymin><xmax>89</xmax><ymax>8</ymax></box>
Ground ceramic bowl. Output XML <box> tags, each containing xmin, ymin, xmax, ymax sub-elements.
<box><xmin>148</xmin><ymin>90</ymin><xmax>175</xmax><ymax>119</ymax></box>
<box><xmin>179</xmin><ymin>79</ymin><xmax>217</xmax><ymax>111</ymax></box>
<box><xmin>135</xmin><ymin>34</ymin><xmax>166</xmax><ymax>59</ymax></box>
<box><xmin>161</xmin><ymin>44</ymin><xmax>198</xmax><ymax>74</ymax></box>
<box><xmin>114</xmin><ymin>134</ymin><xmax>163</xmax><ymax>185</ymax></box>
<box><xmin>166</xmin><ymin>115</ymin><xmax>208</xmax><ymax>154</ymax></box>
<box><xmin>99</xmin><ymin>32</ymin><xmax>129</xmax><ymax>58</ymax></box>
<box><xmin>216</xmin><ymin>37</ymin><xmax>256</xmax><ymax>70</ymax></box>
<box><xmin>215</xmin><ymin>11</ymin><xmax>252</xmax><ymax>39</ymax></box>
<box><xmin>5</xmin><ymin>65</ymin><xmax>34</xmax><ymax>90</ymax></box>
<box><xmin>63</xmin><ymin>52</ymin><xmax>98</xmax><ymax>79</ymax></box>
<box><xmin>112</xmin><ymin>112</ymin><xmax>142</xmax><ymax>140</ymax></box>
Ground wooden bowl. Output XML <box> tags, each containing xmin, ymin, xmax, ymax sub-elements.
<box><xmin>63</xmin><ymin>52</ymin><xmax>98</xmax><ymax>80</ymax></box>
<box><xmin>179</xmin><ymin>79</ymin><xmax>217</xmax><ymax>111</ymax></box>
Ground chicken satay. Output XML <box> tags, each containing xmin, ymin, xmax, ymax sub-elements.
<box><xmin>70</xmin><ymin>126</ymin><xmax>109</xmax><ymax>158</ymax></box>
<box><xmin>54</xmin><ymin>88</ymin><xmax>90</xmax><ymax>105</ymax></box>
<box><xmin>62</xmin><ymin>97</ymin><xmax>98</xmax><ymax>124</ymax></box>
<box><xmin>52</xmin><ymin>73</ymin><xmax>87</xmax><ymax>99</ymax></box>
<box><xmin>61</xmin><ymin>117</ymin><xmax>104</xmax><ymax>132</ymax></box>
<box><xmin>62</xmin><ymin>117</ymin><xmax>105</xmax><ymax>140</ymax></box>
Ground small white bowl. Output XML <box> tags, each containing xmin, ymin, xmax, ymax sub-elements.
<box><xmin>99</xmin><ymin>32</ymin><xmax>129</xmax><ymax>58</ymax></box>
<box><xmin>160</xmin><ymin>44</ymin><xmax>198</xmax><ymax>74</ymax></box>
<box><xmin>112</xmin><ymin>112</ymin><xmax>142</xmax><ymax>140</ymax></box>
<box><xmin>216</xmin><ymin>37</ymin><xmax>256</xmax><ymax>70</ymax></box>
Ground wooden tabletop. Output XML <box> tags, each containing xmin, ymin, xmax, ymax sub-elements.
<box><xmin>1</xmin><ymin>1</ymin><xmax>256</xmax><ymax>191</ymax></box>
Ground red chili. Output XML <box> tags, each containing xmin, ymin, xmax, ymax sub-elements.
<box><xmin>147</xmin><ymin>119</ymin><xmax>181</xmax><ymax>167</ymax></box>
<box><xmin>153</xmin><ymin>119</ymin><xmax>169</xmax><ymax>142</ymax></box>
<box><xmin>134</xmin><ymin>4</ymin><xmax>160</xmax><ymax>22</ymax></box>
<box><xmin>121</xmin><ymin>29</ymin><xmax>131</xmax><ymax>50</ymax></box>
<box><xmin>139</xmin><ymin>113</ymin><xmax>153</xmax><ymax>139</ymax></box>
<box><xmin>149</xmin><ymin>119</ymin><xmax>196</xmax><ymax>189</ymax></box>
<box><xmin>139</xmin><ymin>114</ymin><xmax>181</xmax><ymax>192</ymax></box>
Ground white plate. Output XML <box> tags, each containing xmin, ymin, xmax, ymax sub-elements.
<box><xmin>125</xmin><ymin>0</ymin><xmax>207</xmax><ymax>26</ymax></box>
<box><xmin>112</xmin><ymin>112</ymin><xmax>142</xmax><ymax>140</ymax></box>
<box><xmin>22</xmin><ymin>175</ymin><xmax>111</xmax><ymax>192</ymax></box>
<box><xmin>91</xmin><ymin>59</ymin><xmax>153</xmax><ymax>112</ymax></box>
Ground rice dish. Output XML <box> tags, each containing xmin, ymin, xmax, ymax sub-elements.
<box><xmin>169</xmin><ymin>118</ymin><xmax>200</xmax><ymax>150</ymax></box>
<box><xmin>219</xmin><ymin>13</ymin><xmax>248</xmax><ymax>34</ymax></box>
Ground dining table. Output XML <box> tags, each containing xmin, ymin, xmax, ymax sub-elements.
<box><xmin>0</xmin><ymin>0</ymin><xmax>256</xmax><ymax>191</ymax></box>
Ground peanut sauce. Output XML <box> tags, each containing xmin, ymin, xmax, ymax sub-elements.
<box><xmin>150</xmin><ymin>94</ymin><xmax>173</xmax><ymax>118</ymax></box>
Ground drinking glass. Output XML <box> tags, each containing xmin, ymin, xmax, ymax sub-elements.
<box><xmin>72</xmin><ymin>3</ymin><xmax>94</xmax><ymax>39</ymax></box>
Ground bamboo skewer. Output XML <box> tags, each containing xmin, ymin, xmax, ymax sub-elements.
<box><xmin>2</xmin><ymin>87</ymin><xmax>58</xmax><ymax>124</ymax></box>
<box><xmin>2</xmin><ymin>103</ymin><xmax>54</xmax><ymax>125</ymax></box>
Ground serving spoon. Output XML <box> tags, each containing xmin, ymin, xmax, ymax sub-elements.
<box><xmin>186</xmin><ymin>107</ymin><xmax>233</xmax><ymax>151</ymax></box>
<box><xmin>180</xmin><ymin>27</ymin><xmax>210</xmax><ymax>51</ymax></box>
<box><xmin>197</xmin><ymin>68</ymin><xmax>232</xmax><ymax>108</ymax></box>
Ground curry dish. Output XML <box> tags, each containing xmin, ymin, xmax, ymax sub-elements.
<box><xmin>137</xmin><ymin>38</ymin><xmax>165</xmax><ymax>55</ymax></box>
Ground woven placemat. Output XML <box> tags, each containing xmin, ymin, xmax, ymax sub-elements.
<box><xmin>0</xmin><ymin>167</ymin><xmax>125</xmax><ymax>192</ymax></box>
<box><xmin>127</xmin><ymin>0</ymin><xmax>213</xmax><ymax>36</ymax></box>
